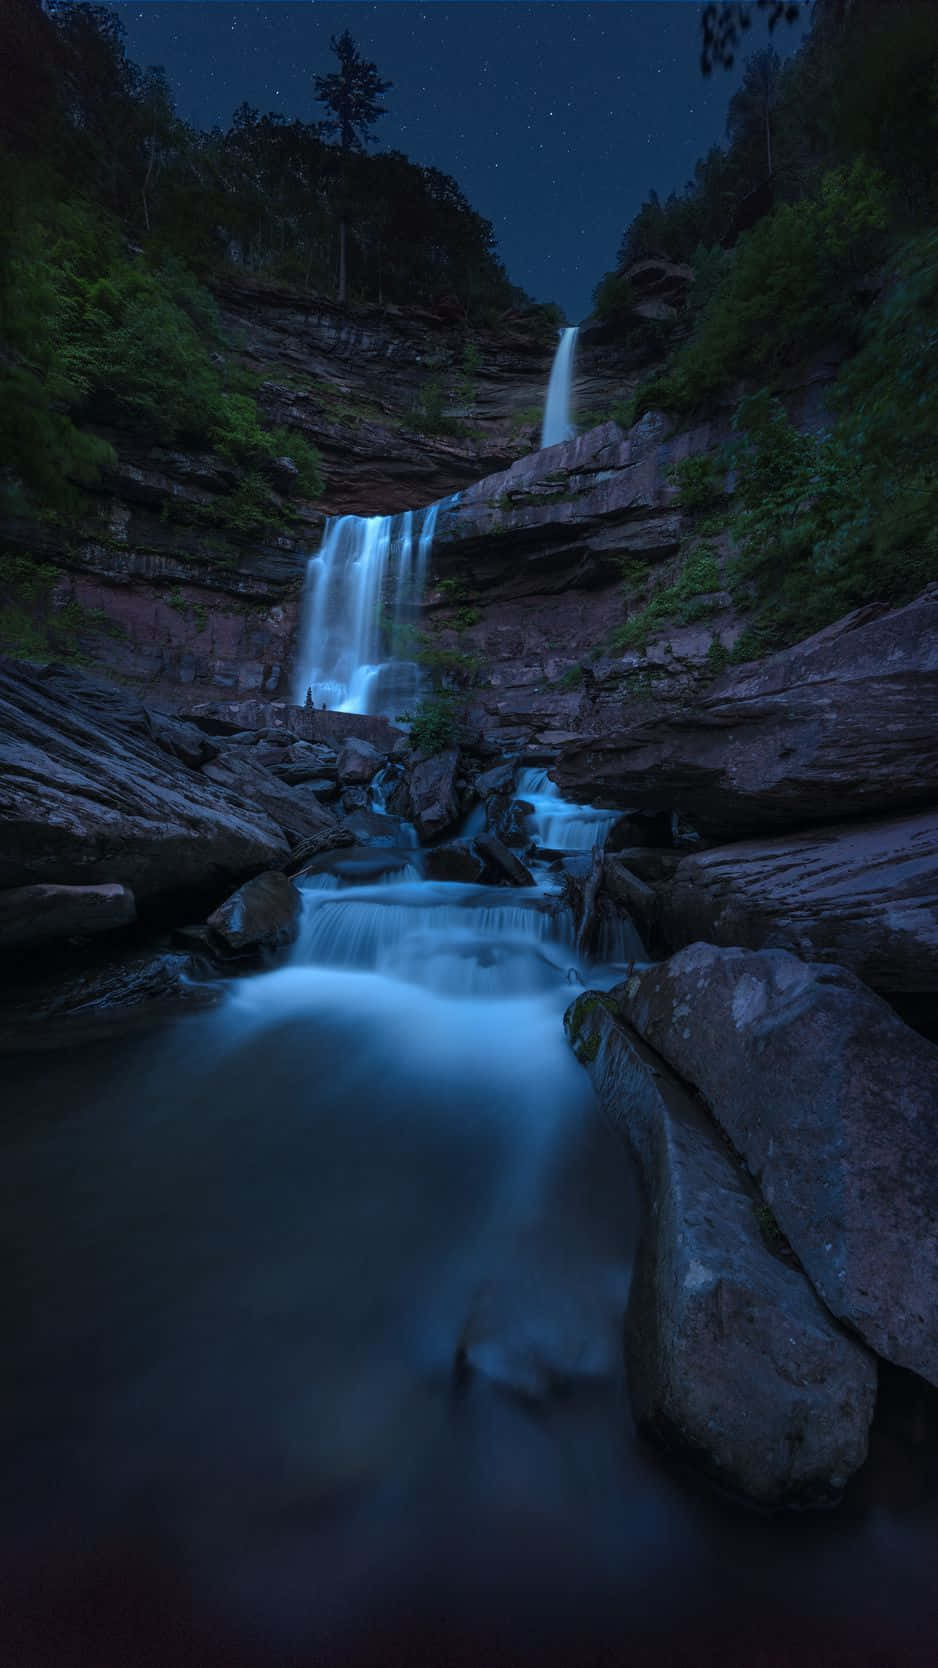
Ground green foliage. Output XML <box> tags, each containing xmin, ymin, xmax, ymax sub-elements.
<box><xmin>611</xmin><ymin>548</ymin><xmax>723</xmax><ymax>653</ymax></box>
<box><xmin>727</xmin><ymin>240</ymin><xmax>938</xmax><ymax>651</ymax></box>
<box><xmin>591</xmin><ymin>271</ymin><xmax>635</xmax><ymax>320</ymax></box>
<box><xmin>0</xmin><ymin>166</ymin><xmax>323</xmax><ymax>528</ymax></box>
<box><xmin>0</xmin><ymin>552</ymin><xmax>106</xmax><ymax>663</ymax></box>
<box><xmin>408</xmin><ymin>376</ymin><xmax>469</xmax><ymax>438</ymax></box>
<box><xmin>668</xmin><ymin>452</ymin><xmax>726</xmax><ymax>512</ymax></box>
<box><xmin>403</xmin><ymin>691</ymin><xmax>461</xmax><ymax>755</ymax></box>
<box><xmin>640</xmin><ymin>161</ymin><xmax>892</xmax><ymax>415</ymax></box>
<box><xmin>555</xmin><ymin>664</ymin><xmax>585</xmax><ymax>690</ymax></box>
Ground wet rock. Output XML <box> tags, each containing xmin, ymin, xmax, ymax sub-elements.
<box><xmin>489</xmin><ymin>793</ymin><xmax>533</xmax><ymax>848</ymax></box>
<box><xmin>601</xmin><ymin>860</ymin><xmax>659</xmax><ymax>951</ymax></box>
<box><xmin>473</xmin><ymin>761</ymin><xmax>515</xmax><ymax>798</ymax></box>
<box><xmin>340</xmin><ymin>786</ymin><xmax>370</xmax><ymax>813</ymax></box>
<box><xmin>662</xmin><ymin>809</ymin><xmax>938</xmax><ymax>996</ymax></box>
<box><xmin>408</xmin><ymin>749</ymin><xmax>461</xmax><ymax>843</ymax></box>
<box><xmin>341</xmin><ymin>809</ymin><xmax>413</xmax><ymax>848</ymax></box>
<box><xmin>207</xmin><ymin>871</ymin><xmax>302</xmax><ymax>957</ymax></box>
<box><xmin>423</xmin><ymin>842</ymin><xmax>487</xmax><ymax>884</ymax></box>
<box><xmin>0</xmin><ymin>660</ymin><xmax>289</xmax><ymax>902</ymax></box>
<box><xmin>617</xmin><ymin>944</ymin><xmax>938</xmax><ymax>1388</ymax></box>
<box><xmin>0</xmin><ymin>882</ymin><xmax>136</xmax><ymax>949</ymax></box>
<box><xmin>0</xmin><ymin>949</ymin><xmax>217</xmax><ymax>1051</ymax></box>
<box><xmin>554</xmin><ymin>589</ymin><xmax>938</xmax><ymax>837</ymax></box>
<box><xmin>335</xmin><ymin>736</ymin><xmax>383</xmax><ymax>786</ymax></box>
<box><xmin>282</xmin><ymin>826</ymin><xmax>356</xmax><ymax>876</ymax></box>
<box><xmin>564</xmin><ymin>996</ymin><xmax>876</xmax><ymax>1506</ymax></box>
<box><xmin>474</xmin><ymin>834</ymin><xmax>534</xmax><ymax>887</ymax></box>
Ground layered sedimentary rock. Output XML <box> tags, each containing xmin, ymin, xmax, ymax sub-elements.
<box><xmin>0</xmin><ymin>660</ymin><xmax>291</xmax><ymax>903</ymax></box>
<box><xmin>662</xmin><ymin>809</ymin><xmax>938</xmax><ymax>995</ymax></box>
<box><xmin>553</xmin><ymin>590</ymin><xmax>938</xmax><ymax>835</ymax></box>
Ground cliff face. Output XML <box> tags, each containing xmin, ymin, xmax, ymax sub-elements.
<box><xmin>0</xmin><ymin>278</ymin><xmax>568</xmax><ymax>711</ymax></box>
<box><xmin>1</xmin><ymin>265</ymin><xmax>839</xmax><ymax>723</ymax></box>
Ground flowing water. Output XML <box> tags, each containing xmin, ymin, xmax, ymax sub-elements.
<box><xmin>4</xmin><ymin>483</ymin><xmax>938</xmax><ymax>1663</ymax></box>
<box><xmin>292</xmin><ymin>500</ymin><xmax>447</xmax><ymax>717</ymax></box>
<box><xmin>540</xmin><ymin>325</ymin><xmax>578</xmax><ymax>448</ymax></box>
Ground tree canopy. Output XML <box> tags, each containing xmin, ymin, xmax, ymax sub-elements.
<box><xmin>313</xmin><ymin>31</ymin><xmax>392</xmax><ymax>153</ymax></box>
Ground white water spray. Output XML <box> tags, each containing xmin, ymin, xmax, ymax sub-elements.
<box><xmin>540</xmin><ymin>325</ymin><xmax>578</xmax><ymax>448</ymax></box>
<box><xmin>292</xmin><ymin>499</ymin><xmax>447</xmax><ymax>718</ymax></box>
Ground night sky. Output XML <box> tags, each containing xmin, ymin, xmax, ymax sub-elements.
<box><xmin>114</xmin><ymin>2</ymin><xmax>810</xmax><ymax>321</ymax></box>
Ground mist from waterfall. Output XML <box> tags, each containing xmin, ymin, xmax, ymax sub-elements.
<box><xmin>540</xmin><ymin>325</ymin><xmax>578</xmax><ymax>448</ymax></box>
<box><xmin>292</xmin><ymin>499</ymin><xmax>446</xmax><ymax>718</ymax></box>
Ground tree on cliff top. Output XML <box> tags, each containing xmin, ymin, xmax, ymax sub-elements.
<box><xmin>314</xmin><ymin>31</ymin><xmax>392</xmax><ymax>303</ymax></box>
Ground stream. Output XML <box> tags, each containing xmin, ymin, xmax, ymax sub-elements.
<box><xmin>4</xmin><ymin>777</ymin><xmax>938</xmax><ymax>1665</ymax></box>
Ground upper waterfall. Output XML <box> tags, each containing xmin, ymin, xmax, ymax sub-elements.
<box><xmin>292</xmin><ymin>499</ymin><xmax>447</xmax><ymax>718</ymax></box>
<box><xmin>540</xmin><ymin>325</ymin><xmax>578</xmax><ymax>448</ymax></box>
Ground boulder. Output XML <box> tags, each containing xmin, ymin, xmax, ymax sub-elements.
<box><xmin>602</xmin><ymin>858</ymin><xmax>660</xmax><ymax>951</ymax></box>
<box><xmin>408</xmin><ymin>749</ymin><xmax>461</xmax><ymax>843</ymax></box>
<box><xmin>564</xmin><ymin>996</ymin><xmax>876</xmax><ymax>1506</ymax></box>
<box><xmin>616</xmin><ymin>945</ymin><xmax>938</xmax><ymax>1387</ymax></box>
<box><xmin>0</xmin><ymin>660</ymin><xmax>288</xmax><ymax>902</ymax></box>
<box><xmin>207</xmin><ymin>871</ymin><xmax>302</xmax><ymax>957</ymax></box>
<box><xmin>423</xmin><ymin>841</ymin><xmax>487</xmax><ymax>884</ymax></box>
<box><xmin>554</xmin><ymin>590</ymin><xmax>938</xmax><ymax>837</ymax></box>
<box><xmin>0</xmin><ymin>882</ymin><xmax>136</xmax><ymax>949</ymax></box>
<box><xmin>473</xmin><ymin>761</ymin><xmax>515</xmax><ymax>798</ymax></box>
<box><xmin>200</xmin><ymin>747</ymin><xmax>340</xmax><ymax>847</ymax></box>
<box><xmin>341</xmin><ymin>809</ymin><xmax>413</xmax><ymax>848</ymax></box>
<box><xmin>662</xmin><ymin>809</ymin><xmax>938</xmax><ymax>996</ymax></box>
<box><xmin>474</xmin><ymin>834</ymin><xmax>534</xmax><ymax>887</ymax></box>
<box><xmin>335</xmin><ymin>736</ymin><xmax>383</xmax><ymax>786</ymax></box>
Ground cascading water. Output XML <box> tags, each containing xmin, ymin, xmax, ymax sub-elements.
<box><xmin>516</xmin><ymin>766</ymin><xmax>618</xmax><ymax>852</ymax></box>
<box><xmin>292</xmin><ymin>498</ymin><xmax>447</xmax><ymax>718</ymax></box>
<box><xmin>540</xmin><ymin>324</ymin><xmax>578</xmax><ymax>448</ymax></box>
<box><xmin>7</xmin><ymin>483</ymin><xmax>932</xmax><ymax>1667</ymax></box>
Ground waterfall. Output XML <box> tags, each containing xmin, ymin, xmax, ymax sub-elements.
<box><xmin>540</xmin><ymin>325</ymin><xmax>578</xmax><ymax>448</ymax></box>
<box><xmin>292</xmin><ymin>498</ymin><xmax>447</xmax><ymax>718</ymax></box>
<box><xmin>516</xmin><ymin>766</ymin><xmax>617</xmax><ymax>853</ymax></box>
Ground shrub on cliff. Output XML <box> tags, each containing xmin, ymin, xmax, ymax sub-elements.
<box><xmin>728</xmin><ymin>233</ymin><xmax>938</xmax><ymax>653</ymax></box>
<box><xmin>637</xmin><ymin>160</ymin><xmax>892</xmax><ymax>416</ymax></box>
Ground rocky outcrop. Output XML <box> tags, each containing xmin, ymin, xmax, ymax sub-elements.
<box><xmin>565</xmin><ymin>996</ymin><xmax>876</xmax><ymax>1506</ymax></box>
<box><xmin>0</xmin><ymin>882</ymin><xmax>136</xmax><ymax>949</ymax></box>
<box><xmin>553</xmin><ymin>590</ymin><xmax>938</xmax><ymax>836</ymax></box>
<box><xmin>617</xmin><ymin>944</ymin><xmax>938</xmax><ymax>1388</ymax></box>
<box><xmin>335</xmin><ymin>736</ymin><xmax>383</xmax><ymax>785</ymax></box>
<box><xmin>0</xmin><ymin>660</ymin><xmax>293</xmax><ymax>905</ymax></box>
<box><xmin>663</xmin><ymin>809</ymin><xmax>938</xmax><ymax>995</ymax></box>
<box><xmin>207</xmin><ymin>871</ymin><xmax>303</xmax><ymax>958</ymax></box>
<box><xmin>397</xmin><ymin>749</ymin><xmax>461</xmax><ymax>843</ymax></box>
<box><xmin>0</xmin><ymin>948</ymin><xmax>218</xmax><ymax>1051</ymax></box>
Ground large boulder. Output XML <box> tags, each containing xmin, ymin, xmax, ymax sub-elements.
<box><xmin>408</xmin><ymin>749</ymin><xmax>461</xmax><ymax>843</ymax></box>
<box><xmin>335</xmin><ymin>736</ymin><xmax>383</xmax><ymax>786</ymax></box>
<box><xmin>207</xmin><ymin>871</ymin><xmax>302</xmax><ymax>957</ymax></box>
<box><xmin>423</xmin><ymin>841</ymin><xmax>487</xmax><ymax>884</ymax></box>
<box><xmin>663</xmin><ymin>809</ymin><xmax>938</xmax><ymax>996</ymax></box>
<box><xmin>554</xmin><ymin>589</ymin><xmax>938</xmax><ymax>837</ymax></box>
<box><xmin>564</xmin><ymin>996</ymin><xmax>876</xmax><ymax>1506</ymax></box>
<box><xmin>616</xmin><ymin>945</ymin><xmax>938</xmax><ymax>1387</ymax></box>
<box><xmin>0</xmin><ymin>661</ymin><xmax>288</xmax><ymax>902</ymax></box>
<box><xmin>0</xmin><ymin>882</ymin><xmax>136</xmax><ymax>949</ymax></box>
<box><xmin>200</xmin><ymin>746</ymin><xmax>341</xmax><ymax>847</ymax></box>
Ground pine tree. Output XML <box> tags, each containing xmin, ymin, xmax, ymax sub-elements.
<box><xmin>313</xmin><ymin>31</ymin><xmax>392</xmax><ymax>303</ymax></box>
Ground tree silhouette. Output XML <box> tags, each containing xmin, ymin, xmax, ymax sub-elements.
<box><xmin>314</xmin><ymin>30</ymin><xmax>392</xmax><ymax>301</ymax></box>
<box><xmin>701</xmin><ymin>2</ymin><xmax>801</xmax><ymax>74</ymax></box>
